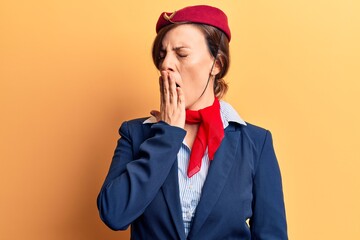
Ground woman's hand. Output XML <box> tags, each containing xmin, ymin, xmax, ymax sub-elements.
<box><xmin>151</xmin><ymin>71</ymin><xmax>185</xmax><ymax>128</ymax></box>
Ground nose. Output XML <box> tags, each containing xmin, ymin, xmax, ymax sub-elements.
<box><xmin>160</xmin><ymin>53</ymin><xmax>175</xmax><ymax>72</ymax></box>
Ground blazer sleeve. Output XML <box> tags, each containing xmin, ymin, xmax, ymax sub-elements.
<box><xmin>250</xmin><ymin>130</ymin><xmax>288</xmax><ymax>239</ymax></box>
<box><xmin>97</xmin><ymin>121</ymin><xmax>186</xmax><ymax>230</ymax></box>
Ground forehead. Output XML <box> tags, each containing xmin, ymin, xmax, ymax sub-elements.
<box><xmin>161</xmin><ymin>24</ymin><xmax>207</xmax><ymax>48</ymax></box>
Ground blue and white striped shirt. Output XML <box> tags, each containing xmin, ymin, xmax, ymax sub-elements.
<box><xmin>144</xmin><ymin>101</ymin><xmax>246</xmax><ymax>236</ymax></box>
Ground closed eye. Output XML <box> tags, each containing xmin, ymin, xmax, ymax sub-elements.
<box><xmin>158</xmin><ymin>47</ymin><xmax>189</xmax><ymax>60</ymax></box>
<box><xmin>177</xmin><ymin>53</ymin><xmax>188</xmax><ymax>58</ymax></box>
<box><xmin>174</xmin><ymin>46</ymin><xmax>190</xmax><ymax>58</ymax></box>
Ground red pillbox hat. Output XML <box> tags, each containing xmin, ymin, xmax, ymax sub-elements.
<box><xmin>156</xmin><ymin>5</ymin><xmax>231</xmax><ymax>42</ymax></box>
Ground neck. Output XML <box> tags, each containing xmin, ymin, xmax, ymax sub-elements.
<box><xmin>187</xmin><ymin>93</ymin><xmax>215</xmax><ymax>111</ymax></box>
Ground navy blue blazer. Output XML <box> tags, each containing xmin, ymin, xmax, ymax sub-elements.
<box><xmin>97</xmin><ymin>118</ymin><xmax>287</xmax><ymax>239</ymax></box>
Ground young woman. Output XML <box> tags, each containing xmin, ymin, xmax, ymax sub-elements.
<box><xmin>97</xmin><ymin>5</ymin><xmax>288</xmax><ymax>239</ymax></box>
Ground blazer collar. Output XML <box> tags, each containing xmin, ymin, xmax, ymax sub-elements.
<box><xmin>187</xmin><ymin>125</ymin><xmax>241</xmax><ymax>238</ymax></box>
<box><xmin>161</xmin><ymin>160</ymin><xmax>187</xmax><ymax>240</ymax></box>
<box><xmin>161</xmin><ymin>125</ymin><xmax>241</xmax><ymax>239</ymax></box>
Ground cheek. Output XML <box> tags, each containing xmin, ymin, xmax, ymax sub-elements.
<box><xmin>178</xmin><ymin>56</ymin><xmax>213</xmax><ymax>99</ymax></box>
<box><xmin>181</xmin><ymin>75</ymin><xmax>208</xmax><ymax>107</ymax></box>
<box><xmin>180</xmin><ymin>62</ymin><xmax>210</xmax><ymax>85</ymax></box>
<box><xmin>180</xmin><ymin>70</ymin><xmax>203</xmax><ymax>96</ymax></box>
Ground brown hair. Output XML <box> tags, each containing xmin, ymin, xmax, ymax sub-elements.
<box><xmin>152</xmin><ymin>23</ymin><xmax>230</xmax><ymax>99</ymax></box>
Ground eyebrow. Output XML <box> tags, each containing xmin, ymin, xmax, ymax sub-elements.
<box><xmin>161</xmin><ymin>46</ymin><xmax>190</xmax><ymax>51</ymax></box>
<box><xmin>173</xmin><ymin>46</ymin><xmax>189</xmax><ymax>51</ymax></box>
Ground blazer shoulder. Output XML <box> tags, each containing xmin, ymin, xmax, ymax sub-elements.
<box><xmin>117</xmin><ymin>117</ymin><xmax>151</xmax><ymax>137</ymax></box>
<box><xmin>123</xmin><ymin>117</ymin><xmax>149</xmax><ymax>126</ymax></box>
<box><xmin>243</xmin><ymin>122</ymin><xmax>269</xmax><ymax>136</ymax></box>
<box><xmin>119</xmin><ymin>117</ymin><xmax>150</xmax><ymax>129</ymax></box>
<box><xmin>240</xmin><ymin>122</ymin><xmax>271</xmax><ymax>150</ymax></box>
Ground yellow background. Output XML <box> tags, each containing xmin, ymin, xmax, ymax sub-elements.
<box><xmin>1</xmin><ymin>0</ymin><xmax>359</xmax><ymax>239</ymax></box>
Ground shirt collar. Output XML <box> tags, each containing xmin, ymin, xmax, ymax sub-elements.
<box><xmin>219</xmin><ymin>100</ymin><xmax>247</xmax><ymax>127</ymax></box>
<box><xmin>143</xmin><ymin>100</ymin><xmax>246</xmax><ymax>127</ymax></box>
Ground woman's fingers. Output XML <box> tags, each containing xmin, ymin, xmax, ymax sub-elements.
<box><xmin>159</xmin><ymin>76</ymin><xmax>164</xmax><ymax>104</ymax></box>
<box><xmin>168</xmin><ymin>76</ymin><xmax>177</xmax><ymax>105</ymax></box>
<box><xmin>177</xmin><ymin>86</ymin><xmax>184</xmax><ymax>108</ymax></box>
<box><xmin>161</xmin><ymin>71</ymin><xmax>169</xmax><ymax>105</ymax></box>
<box><xmin>157</xmin><ymin>71</ymin><xmax>185</xmax><ymax>128</ymax></box>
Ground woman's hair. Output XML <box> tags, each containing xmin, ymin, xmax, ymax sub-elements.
<box><xmin>152</xmin><ymin>23</ymin><xmax>230</xmax><ymax>99</ymax></box>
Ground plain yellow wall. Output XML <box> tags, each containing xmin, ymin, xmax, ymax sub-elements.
<box><xmin>1</xmin><ymin>0</ymin><xmax>359</xmax><ymax>239</ymax></box>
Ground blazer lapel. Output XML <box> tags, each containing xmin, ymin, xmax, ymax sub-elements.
<box><xmin>162</xmin><ymin>159</ymin><xmax>186</xmax><ymax>240</ymax></box>
<box><xmin>187</xmin><ymin>125</ymin><xmax>241</xmax><ymax>239</ymax></box>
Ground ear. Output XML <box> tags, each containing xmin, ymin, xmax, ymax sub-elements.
<box><xmin>211</xmin><ymin>54</ymin><xmax>222</xmax><ymax>76</ymax></box>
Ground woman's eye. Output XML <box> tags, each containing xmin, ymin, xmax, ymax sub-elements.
<box><xmin>178</xmin><ymin>54</ymin><xmax>188</xmax><ymax>58</ymax></box>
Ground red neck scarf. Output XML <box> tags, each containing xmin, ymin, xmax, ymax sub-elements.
<box><xmin>185</xmin><ymin>98</ymin><xmax>224</xmax><ymax>178</ymax></box>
